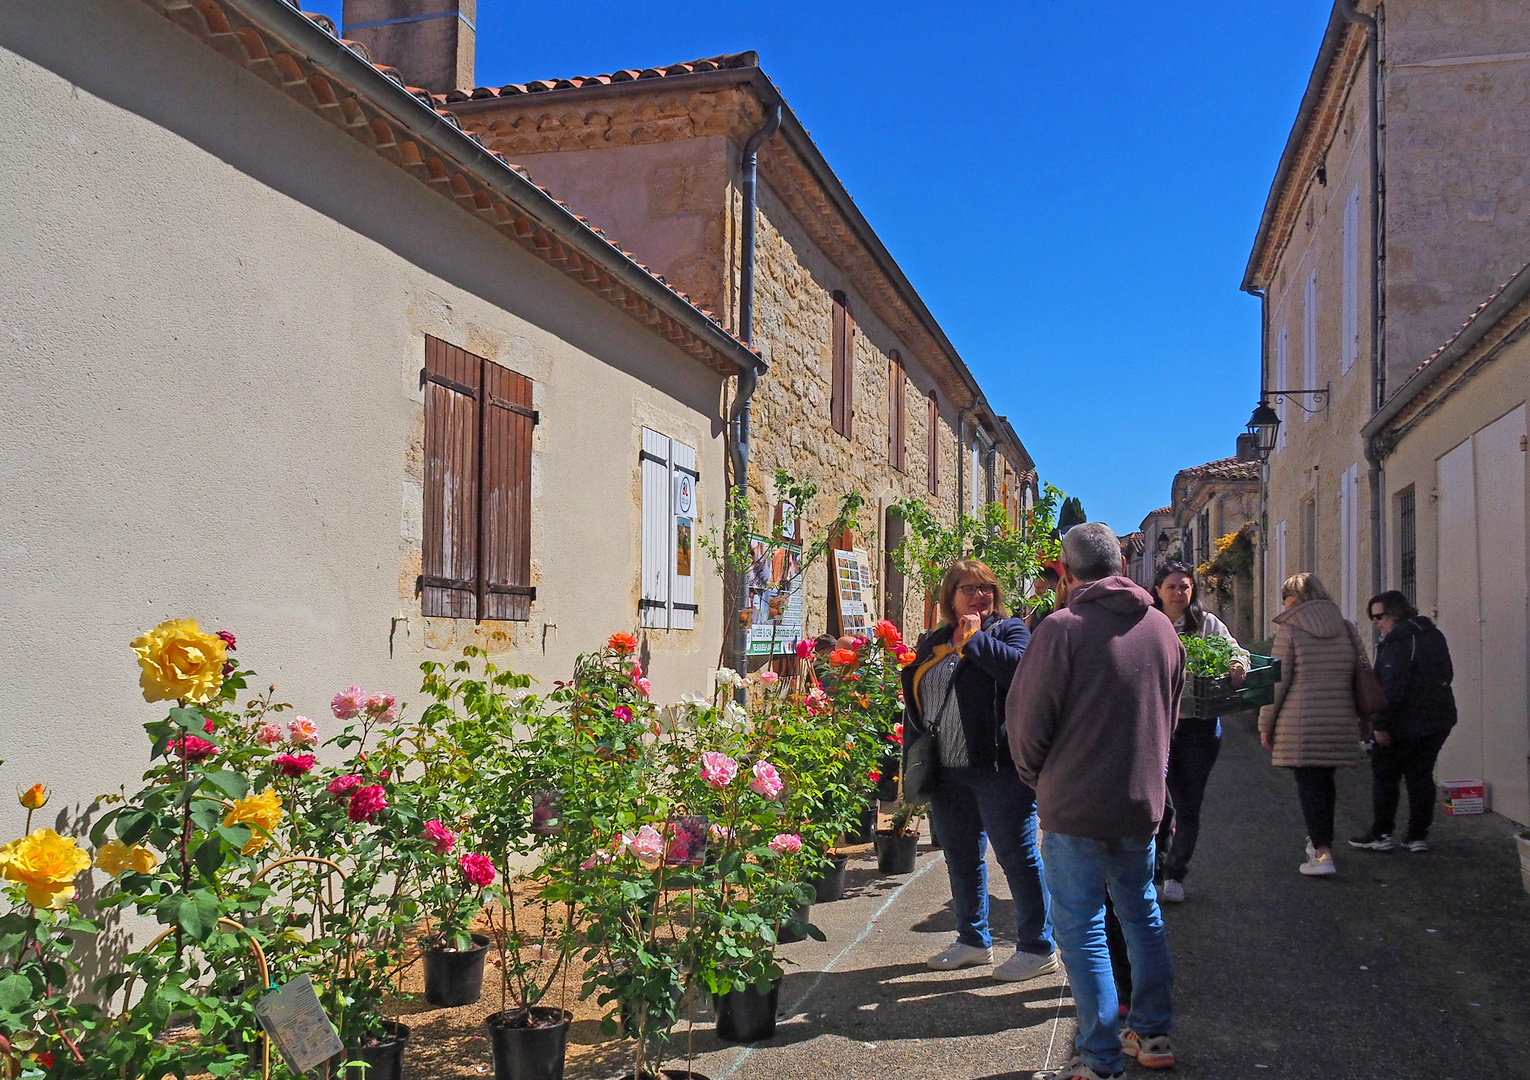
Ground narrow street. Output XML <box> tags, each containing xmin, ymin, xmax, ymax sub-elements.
<box><xmin>665</xmin><ymin>717</ymin><xmax>1530</xmax><ymax>1080</ymax></box>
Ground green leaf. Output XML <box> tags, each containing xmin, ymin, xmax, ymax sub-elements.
<box><xmin>0</xmin><ymin>973</ymin><xmax>33</xmax><ymax>1011</ymax></box>
<box><xmin>194</xmin><ymin>838</ymin><xmax>227</xmax><ymax>880</ymax></box>
<box><xmin>201</xmin><ymin>770</ymin><xmax>249</xmax><ymax>800</ymax></box>
<box><xmin>169</xmin><ymin>707</ymin><xmax>205</xmax><ymax>730</ymax></box>
<box><xmin>176</xmin><ymin>892</ymin><xmax>222</xmax><ymax>941</ymax></box>
<box><xmin>115</xmin><ymin>809</ymin><xmax>156</xmax><ymax>846</ymax></box>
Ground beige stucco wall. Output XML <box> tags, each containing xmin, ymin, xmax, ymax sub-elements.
<box><xmin>0</xmin><ymin>0</ymin><xmax>728</xmax><ymax>824</ymax></box>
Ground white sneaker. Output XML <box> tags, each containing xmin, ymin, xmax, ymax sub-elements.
<box><xmin>926</xmin><ymin>941</ymin><xmax>992</xmax><ymax>970</ymax></box>
<box><xmin>1402</xmin><ymin>838</ymin><xmax>1429</xmax><ymax>853</ymax></box>
<box><xmin>1299</xmin><ymin>850</ymin><xmax>1336</xmax><ymax>876</ymax></box>
<box><xmin>993</xmin><ymin>948</ymin><xmax>1060</xmax><ymax>982</ymax></box>
<box><xmin>1159</xmin><ymin>879</ymin><xmax>1185</xmax><ymax>903</ymax></box>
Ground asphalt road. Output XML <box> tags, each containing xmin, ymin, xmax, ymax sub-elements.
<box><xmin>660</xmin><ymin>715</ymin><xmax>1530</xmax><ymax>1080</ymax></box>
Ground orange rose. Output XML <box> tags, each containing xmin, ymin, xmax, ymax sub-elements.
<box><xmin>608</xmin><ymin>632</ymin><xmax>638</xmax><ymax>655</ymax></box>
<box><xmin>829</xmin><ymin>648</ymin><xmax>857</xmax><ymax>666</ymax></box>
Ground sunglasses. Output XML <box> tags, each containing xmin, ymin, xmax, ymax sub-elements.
<box><xmin>1369</xmin><ymin>612</ymin><xmax>1386</xmax><ymax>621</ymax></box>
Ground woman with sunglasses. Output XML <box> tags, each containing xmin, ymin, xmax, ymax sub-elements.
<box><xmin>901</xmin><ymin>559</ymin><xmax>1057</xmax><ymax>982</ymax></box>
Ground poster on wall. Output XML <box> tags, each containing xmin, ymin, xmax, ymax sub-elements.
<box><xmin>833</xmin><ymin>547</ymin><xmax>876</xmax><ymax>638</ymax></box>
<box><xmin>744</xmin><ymin>534</ymin><xmax>805</xmax><ymax>656</ymax></box>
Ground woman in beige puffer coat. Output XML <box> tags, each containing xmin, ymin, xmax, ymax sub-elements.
<box><xmin>1258</xmin><ymin>573</ymin><xmax>1364</xmax><ymax>877</ymax></box>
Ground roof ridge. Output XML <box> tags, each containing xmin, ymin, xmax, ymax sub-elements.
<box><xmin>439</xmin><ymin>51</ymin><xmax>761</xmax><ymax>103</ymax></box>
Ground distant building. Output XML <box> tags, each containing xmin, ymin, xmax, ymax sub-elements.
<box><xmin>1171</xmin><ymin>458</ymin><xmax>1261</xmax><ymax>643</ymax></box>
<box><xmin>1136</xmin><ymin>506</ymin><xmax>1178</xmax><ymax>586</ymax></box>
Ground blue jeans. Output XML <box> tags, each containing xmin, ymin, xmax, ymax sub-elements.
<box><xmin>1042</xmin><ymin>832</ymin><xmax>1173</xmax><ymax>1076</ymax></box>
<box><xmin>928</xmin><ymin>766</ymin><xmax>1052</xmax><ymax>954</ymax></box>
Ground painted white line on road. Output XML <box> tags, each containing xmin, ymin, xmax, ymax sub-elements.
<box><xmin>712</xmin><ymin>850</ymin><xmax>947</xmax><ymax>1080</ymax></box>
<box><xmin>1041</xmin><ymin>975</ymin><xmax>1070</xmax><ymax>1069</ymax></box>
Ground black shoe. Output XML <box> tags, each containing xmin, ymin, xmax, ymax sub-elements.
<box><xmin>1347</xmin><ymin>831</ymin><xmax>1394</xmax><ymax>852</ymax></box>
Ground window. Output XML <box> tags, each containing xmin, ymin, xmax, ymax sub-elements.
<box><xmin>421</xmin><ymin>336</ymin><xmax>535</xmax><ymax>620</ymax></box>
<box><xmin>1339</xmin><ymin>462</ymin><xmax>1360</xmax><ymax>620</ymax></box>
<box><xmin>1198</xmin><ymin>509</ymin><xmax>1212</xmax><ymax>566</ymax></box>
<box><xmin>1398</xmin><ymin>486</ymin><xmax>1417</xmax><ymax>604</ymax></box>
<box><xmin>1342</xmin><ymin>186</ymin><xmax>1360</xmax><ymax>374</ymax></box>
<box><xmin>1303</xmin><ymin>268</ymin><xmax>1318</xmax><ymax>417</ymax></box>
<box><xmin>831</xmin><ymin>291</ymin><xmax>854</xmax><ymax>438</ymax></box>
<box><xmin>1275</xmin><ymin>518</ymin><xmax>1288</xmax><ymax>590</ymax></box>
<box><xmin>926</xmin><ymin>391</ymin><xmax>940</xmax><ymax>495</ymax></box>
<box><xmin>1276</xmin><ymin>324</ymin><xmax>1289</xmax><ymax>450</ymax></box>
<box><xmin>1299</xmin><ymin>495</ymin><xmax>1317</xmax><ymax>574</ymax></box>
<box><xmin>640</xmin><ymin>428</ymin><xmax>698</xmax><ymax>630</ymax></box>
<box><xmin>887</xmin><ymin>351</ymin><xmax>906</xmax><ymax>471</ymax></box>
<box><xmin>883</xmin><ymin>504</ymin><xmax>905</xmax><ymax>628</ymax></box>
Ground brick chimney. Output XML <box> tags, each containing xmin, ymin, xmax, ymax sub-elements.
<box><xmin>341</xmin><ymin>0</ymin><xmax>475</xmax><ymax>94</ymax></box>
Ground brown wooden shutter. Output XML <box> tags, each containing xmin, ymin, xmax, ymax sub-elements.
<box><xmin>831</xmin><ymin>291</ymin><xmax>854</xmax><ymax>438</ymax></box>
<box><xmin>888</xmin><ymin>351</ymin><xmax>906</xmax><ymax>471</ymax></box>
<box><xmin>480</xmin><ymin>359</ymin><xmax>536</xmax><ymax>621</ymax></box>
<box><xmin>926</xmin><ymin>390</ymin><xmax>939</xmax><ymax>496</ymax></box>
<box><xmin>422</xmin><ymin>336</ymin><xmax>481</xmax><ymax>618</ymax></box>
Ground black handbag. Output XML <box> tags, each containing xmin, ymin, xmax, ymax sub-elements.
<box><xmin>902</xmin><ymin>671</ymin><xmax>958</xmax><ymax>804</ymax></box>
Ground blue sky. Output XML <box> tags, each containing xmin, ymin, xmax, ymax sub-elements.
<box><xmin>310</xmin><ymin>0</ymin><xmax>1332</xmax><ymax>535</ymax></box>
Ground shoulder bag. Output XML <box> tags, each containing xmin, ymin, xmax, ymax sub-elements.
<box><xmin>1347</xmin><ymin>621</ymin><xmax>1388</xmax><ymax>718</ymax></box>
<box><xmin>902</xmin><ymin>664</ymin><xmax>959</xmax><ymax>804</ymax></box>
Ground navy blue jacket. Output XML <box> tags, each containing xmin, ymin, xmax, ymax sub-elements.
<box><xmin>901</xmin><ymin>613</ymin><xmax>1031</xmax><ymax>772</ymax></box>
<box><xmin>1373</xmin><ymin>617</ymin><xmax>1456</xmax><ymax>740</ymax></box>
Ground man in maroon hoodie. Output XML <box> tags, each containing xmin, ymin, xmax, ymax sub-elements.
<box><xmin>1007</xmin><ymin>523</ymin><xmax>1184</xmax><ymax>1080</ymax></box>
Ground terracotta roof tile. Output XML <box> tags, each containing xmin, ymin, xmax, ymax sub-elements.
<box><xmin>441</xmin><ymin>52</ymin><xmax>759</xmax><ymax>103</ymax></box>
<box><xmin>1411</xmin><ymin>260</ymin><xmax>1530</xmax><ymax>381</ymax></box>
<box><xmin>1175</xmin><ymin>457</ymin><xmax>1259</xmax><ymax>483</ymax></box>
<box><xmin>1145</xmin><ymin>506</ymin><xmax>1172</xmax><ymax>518</ymax></box>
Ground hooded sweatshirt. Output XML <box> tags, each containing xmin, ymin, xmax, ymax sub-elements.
<box><xmin>1006</xmin><ymin>575</ymin><xmax>1185</xmax><ymax>839</ymax></box>
<box><xmin>1257</xmin><ymin>599</ymin><xmax>1362</xmax><ymax>768</ymax></box>
<box><xmin>1372</xmin><ymin>616</ymin><xmax>1456</xmax><ymax>740</ymax></box>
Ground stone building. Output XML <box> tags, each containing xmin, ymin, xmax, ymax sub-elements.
<box><xmin>2</xmin><ymin>0</ymin><xmax>763</xmax><ymax>812</ymax></box>
<box><xmin>1241</xmin><ymin>0</ymin><xmax>1530</xmax><ymax>632</ymax></box>
<box><xmin>1135</xmin><ymin>506</ymin><xmax>1179</xmax><ymax>585</ymax></box>
<box><xmin>1170</xmin><ymin>456</ymin><xmax>1261</xmax><ymax>643</ymax></box>
<box><xmin>1362</xmin><ymin>260</ymin><xmax>1530</xmax><ymax>824</ymax></box>
<box><xmin>345</xmin><ymin>24</ymin><xmax>1039</xmax><ymax>647</ymax></box>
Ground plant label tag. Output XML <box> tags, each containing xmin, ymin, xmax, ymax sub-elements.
<box><xmin>253</xmin><ymin>974</ymin><xmax>345</xmax><ymax>1074</ymax></box>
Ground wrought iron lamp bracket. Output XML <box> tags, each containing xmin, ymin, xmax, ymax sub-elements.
<box><xmin>1267</xmin><ymin>383</ymin><xmax>1331</xmax><ymax>416</ymax></box>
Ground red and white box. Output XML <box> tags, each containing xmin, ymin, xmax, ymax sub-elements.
<box><xmin>1441</xmin><ymin>779</ymin><xmax>1487</xmax><ymax>815</ymax></box>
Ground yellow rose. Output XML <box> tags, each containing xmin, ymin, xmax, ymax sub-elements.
<box><xmin>18</xmin><ymin>785</ymin><xmax>47</xmax><ymax>811</ymax></box>
<box><xmin>222</xmin><ymin>788</ymin><xmax>283</xmax><ymax>855</ymax></box>
<box><xmin>130</xmin><ymin>618</ymin><xmax>228</xmax><ymax>704</ymax></box>
<box><xmin>0</xmin><ymin>829</ymin><xmax>92</xmax><ymax>910</ymax></box>
<box><xmin>94</xmin><ymin>840</ymin><xmax>159</xmax><ymax>876</ymax></box>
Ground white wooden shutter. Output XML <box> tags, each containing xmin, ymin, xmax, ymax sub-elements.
<box><xmin>1303</xmin><ymin>269</ymin><xmax>1318</xmax><ymax>416</ymax></box>
<box><xmin>670</xmin><ymin>439</ymin><xmax>698</xmax><ymax>631</ymax></box>
<box><xmin>640</xmin><ymin>428</ymin><xmax>672</xmax><ymax>629</ymax></box>
<box><xmin>1339</xmin><ymin>462</ymin><xmax>1359</xmax><ymax>621</ymax></box>
<box><xmin>1276</xmin><ymin>324</ymin><xmax>1289</xmax><ymax>450</ymax></box>
<box><xmin>1341</xmin><ymin>186</ymin><xmax>1360</xmax><ymax>374</ymax></box>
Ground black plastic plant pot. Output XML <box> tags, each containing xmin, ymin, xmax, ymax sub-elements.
<box><xmin>777</xmin><ymin>903</ymin><xmax>812</xmax><ymax>944</ymax></box>
<box><xmin>807</xmin><ymin>854</ymin><xmax>849</xmax><ymax>903</ymax></box>
<box><xmin>844</xmin><ymin>806</ymin><xmax>877</xmax><ymax>845</ymax></box>
<box><xmin>424</xmin><ymin>934</ymin><xmax>491</xmax><ymax>1006</ymax></box>
<box><xmin>336</xmin><ymin>1020</ymin><xmax>409</xmax><ymax>1080</ymax></box>
<box><xmin>875</xmin><ymin>830</ymin><xmax>918</xmax><ymax>875</ymax></box>
<box><xmin>712</xmin><ymin>978</ymin><xmax>782</xmax><ymax>1043</ymax></box>
<box><xmin>487</xmin><ymin>1008</ymin><xmax>573</xmax><ymax>1080</ymax></box>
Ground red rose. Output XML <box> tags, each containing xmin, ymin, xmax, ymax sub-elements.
<box><xmin>275</xmin><ymin>753</ymin><xmax>316</xmax><ymax>777</ymax></box>
<box><xmin>215</xmin><ymin>630</ymin><xmax>237</xmax><ymax>650</ymax></box>
<box><xmin>868</xmin><ymin>769</ymin><xmax>881</xmax><ymax>783</ymax></box>
<box><xmin>460</xmin><ymin>852</ymin><xmax>496</xmax><ymax>887</ymax></box>
<box><xmin>169</xmin><ymin>735</ymin><xmax>217</xmax><ymax>763</ymax></box>
<box><xmin>327</xmin><ymin>774</ymin><xmax>362</xmax><ymax>800</ymax></box>
<box><xmin>348</xmin><ymin>784</ymin><xmax>388</xmax><ymax>823</ymax></box>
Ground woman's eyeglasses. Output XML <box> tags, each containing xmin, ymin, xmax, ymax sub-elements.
<box><xmin>957</xmin><ymin>583</ymin><xmax>997</xmax><ymax>597</ymax></box>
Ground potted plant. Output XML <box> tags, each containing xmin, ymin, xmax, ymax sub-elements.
<box><xmin>875</xmin><ymin>804</ymin><xmax>922</xmax><ymax>875</ymax></box>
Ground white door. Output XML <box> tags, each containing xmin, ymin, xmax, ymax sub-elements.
<box><xmin>1435</xmin><ymin>438</ymin><xmax>1481</xmax><ymax>787</ymax></box>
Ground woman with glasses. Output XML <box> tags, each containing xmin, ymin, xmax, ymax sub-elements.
<box><xmin>901</xmin><ymin>559</ymin><xmax>1057</xmax><ymax>982</ymax></box>
<box><xmin>1348</xmin><ymin>591</ymin><xmax>1456</xmax><ymax>854</ymax></box>
<box><xmin>1150</xmin><ymin>561</ymin><xmax>1248</xmax><ymax>903</ymax></box>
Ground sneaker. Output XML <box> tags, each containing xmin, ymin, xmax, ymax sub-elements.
<box><xmin>1402</xmin><ymin>838</ymin><xmax>1429</xmax><ymax>853</ymax></box>
<box><xmin>926</xmin><ymin>941</ymin><xmax>992</xmax><ymax>971</ymax></box>
<box><xmin>1122</xmin><ymin>1030</ymin><xmax>1175</xmax><ymax>1069</ymax></box>
<box><xmin>1031</xmin><ymin>1058</ymin><xmax>1122</xmax><ymax>1080</ymax></box>
<box><xmin>1299</xmin><ymin>850</ymin><xmax>1337</xmax><ymax>876</ymax></box>
<box><xmin>1348</xmin><ymin>831</ymin><xmax>1395</xmax><ymax>852</ymax></box>
<box><xmin>1160</xmin><ymin>879</ymin><xmax>1186</xmax><ymax>903</ymax></box>
<box><xmin>1305</xmin><ymin>836</ymin><xmax>1317</xmax><ymax>860</ymax></box>
<box><xmin>993</xmin><ymin>948</ymin><xmax>1060</xmax><ymax>982</ymax></box>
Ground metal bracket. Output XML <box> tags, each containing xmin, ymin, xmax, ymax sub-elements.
<box><xmin>1268</xmin><ymin>383</ymin><xmax>1331</xmax><ymax>415</ymax></box>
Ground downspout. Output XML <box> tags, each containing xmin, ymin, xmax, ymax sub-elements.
<box><xmin>1251</xmin><ymin>286</ymin><xmax>1269</xmax><ymax>635</ymax></box>
<box><xmin>1340</xmin><ymin>0</ymin><xmax>1388</xmax><ymax>597</ymax></box>
<box><xmin>727</xmin><ymin>102</ymin><xmax>781</xmax><ymax>673</ymax></box>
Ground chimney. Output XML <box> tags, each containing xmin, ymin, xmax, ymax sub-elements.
<box><xmin>1235</xmin><ymin>432</ymin><xmax>1260</xmax><ymax>462</ymax></box>
<box><xmin>341</xmin><ymin>0</ymin><xmax>476</xmax><ymax>94</ymax></box>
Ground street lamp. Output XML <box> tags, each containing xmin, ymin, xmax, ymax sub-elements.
<box><xmin>1246</xmin><ymin>399</ymin><xmax>1281</xmax><ymax>461</ymax></box>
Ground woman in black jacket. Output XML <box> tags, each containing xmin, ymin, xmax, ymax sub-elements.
<box><xmin>901</xmin><ymin>559</ymin><xmax>1057</xmax><ymax>982</ymax></box>
<box><xmin>1349</xmin><ymin>590</ymin><xmax>1457</xmax><ymax>853</ymax></box>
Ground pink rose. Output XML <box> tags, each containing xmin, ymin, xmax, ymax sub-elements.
<box><xmin>169</xmin><ymin>735</ymin><xmax>217</xmax><ymax>763</ymax></box>
<box><xmin>805</xmin><ymin>688</ymin><xmax>829</xmax><ymax>714</ymax></box>
<box><xmin>758</xmin><ymin>670</ymin><xmax>780</xmax><ymax>686</ymax></box>
<box><xmin>624</xmin><ymin>825</ymin><xmax>665</xmax><ymax>868</ymax></box>
<box><xmin>580</xmin><ymin>849</ymin><xmax>616</xmax><ymax>870</ymax></box>
<box><xmin>768</xmin><ymin>833</ymin><xmax>803</xmax><ymax>856</ymax></box>
<box><xmin>629</xmin><ymin>661</ymin><xmax>644</xmax><ymax>681</ymax></box>
<box><xmin>636</xmin><ymin>678</ymin><xmax>651</xmax><ymax>698</ymax></box>
<box><xmin>215</xmin><ymin>630</ymin><xmax>237</xmax><ymax>650</ymax></box>
<box><xmin>613</xmin><ymin>705</ymin><xmax>634</xmax><ymax>723</ymax></box>
<box><xmin>364</xmin><ymin>694</ymin><xmax>398</xmax><ymax>723</ymax></box>
<box><xmin>202</xmin><ymin>717</ymin><xmax>216</xmax><ymax>734</ymax></box>
<box><xmin>256</xmin><ymin>723</ymin><xmax>284</xmax><ymax>747</ymax></box>
<box><xmin>327</xmin><ymin>774</ymin><xmax>362</xmax><ymax>800</ymax></box>
<box><xmin>795</xmin><ymin>639</ymin><xmax>813</xmax><ymax>660</ymax></box>
<box><xmin>275</xmin><ymin>753</ymin><xmax>316</xmax><ymax>777</ymax></box>
<box><xmin>749</xmin><ymin>759</ymin><xmax>785</xmax><ymax>800</ymax></box>
<box><xmin>699</xmin><ymin>751</ymin><xmax>739</xmax><ymax>789</ymax></box>
<box><xmin>287</xmin><ymin>717</ymin><xmax>319</xmax><ymax>746</ymax></box>
<box><xmin>708</xmin><ymin>823</ymin><xmax>735</xmax><ymax>842</ymax></box>
<box><xmin>460</xmin><ymin>852</ymin><xmax>496</xmax><ymax>887</ymax></box>
<box><xmin>330</xmin><ymin>685</ymin><xmax>366</xmax><ymax>721</ymax></box>
<box><xmin>424</xmin><ymin>819</ymin><xmax>456</xmax><ymax>854</ymax></box>
<box><xmin>348</xmin><ymin>784</ymin><xmax>387</xmax><ymax>823</ymax></box>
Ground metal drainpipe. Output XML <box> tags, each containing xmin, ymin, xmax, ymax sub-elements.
<box><xmin>726</xmin><ymin>103</ymin><xmax>781</xmax><ymax>675</ymax></box>
<box><xmin>1340</xmin><ymin>0</ymin><xmax>1388</xmax><ymax>598</ymax></box>
<box><xmin>1251</xmin><ymin>286</ymin><xmax>1269</xmax><ymax>634</ymax></box>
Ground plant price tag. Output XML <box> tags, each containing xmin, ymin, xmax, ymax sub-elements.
<box><xmin>253</xmin><ymin>974</ymin><xmax>345</xmax><ymax>1075</ymax></box>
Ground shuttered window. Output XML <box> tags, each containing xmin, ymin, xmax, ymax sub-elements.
<box><xmin>831</xmin><ymin>291</ymin><xmax>854</xmax><ymax>438</ymax></box>
<box><xmin>926</xmin><ymin>390</ymin><xmax>940</xmax><ymax>496</ymax></box>
<box><xmin>640</xmin><ymin>428</ymin><xmax>699</xmax><ymax>630</ymax></box>
<box><xmin>887</xmin><ymin>351</ymin><xmax>906</xmax><ymax>471</ymax></box>
<box><xmin>421</xmin><ymin>336</ymin><xmax>535</xmax><ymax>621</ymax></box>
<box><xmin>1341</xmin><ymin>185</ymin><xmax>1360</xmax><ymax>374</ymax></box>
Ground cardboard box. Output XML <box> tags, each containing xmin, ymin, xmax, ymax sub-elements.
<box><xmin>1441</xmin><ymin>779</ymin><xmax>1487</xmax><ymax>815</ymax></box>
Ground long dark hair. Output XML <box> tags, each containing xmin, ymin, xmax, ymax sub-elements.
<box><xmin>1152</xmin><ymin>560</ymin><xmax>1203</xmax><ymax>635</ymax></box>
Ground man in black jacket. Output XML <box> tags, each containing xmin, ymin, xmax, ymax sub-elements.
<box><xmin>1350</xmin><ymin>591</ymin><xmax>1457</xmax><ymax>854</ymax></box>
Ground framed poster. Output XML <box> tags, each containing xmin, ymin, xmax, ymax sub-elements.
<box><xmin>744</xmin><ymin>534</ymin><xmax>805</xmax><ymax>655</ymax></box>
<box><xmin>833</xmin><ymin>548</ymin><xmax>876</xmax><ymax>638</ymax></box>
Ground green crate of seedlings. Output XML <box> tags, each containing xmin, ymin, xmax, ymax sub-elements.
<box><xmin>1183</xmin><ymin>638</ymin><xmax>1278</xmax><ymax>718</ymax></box>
